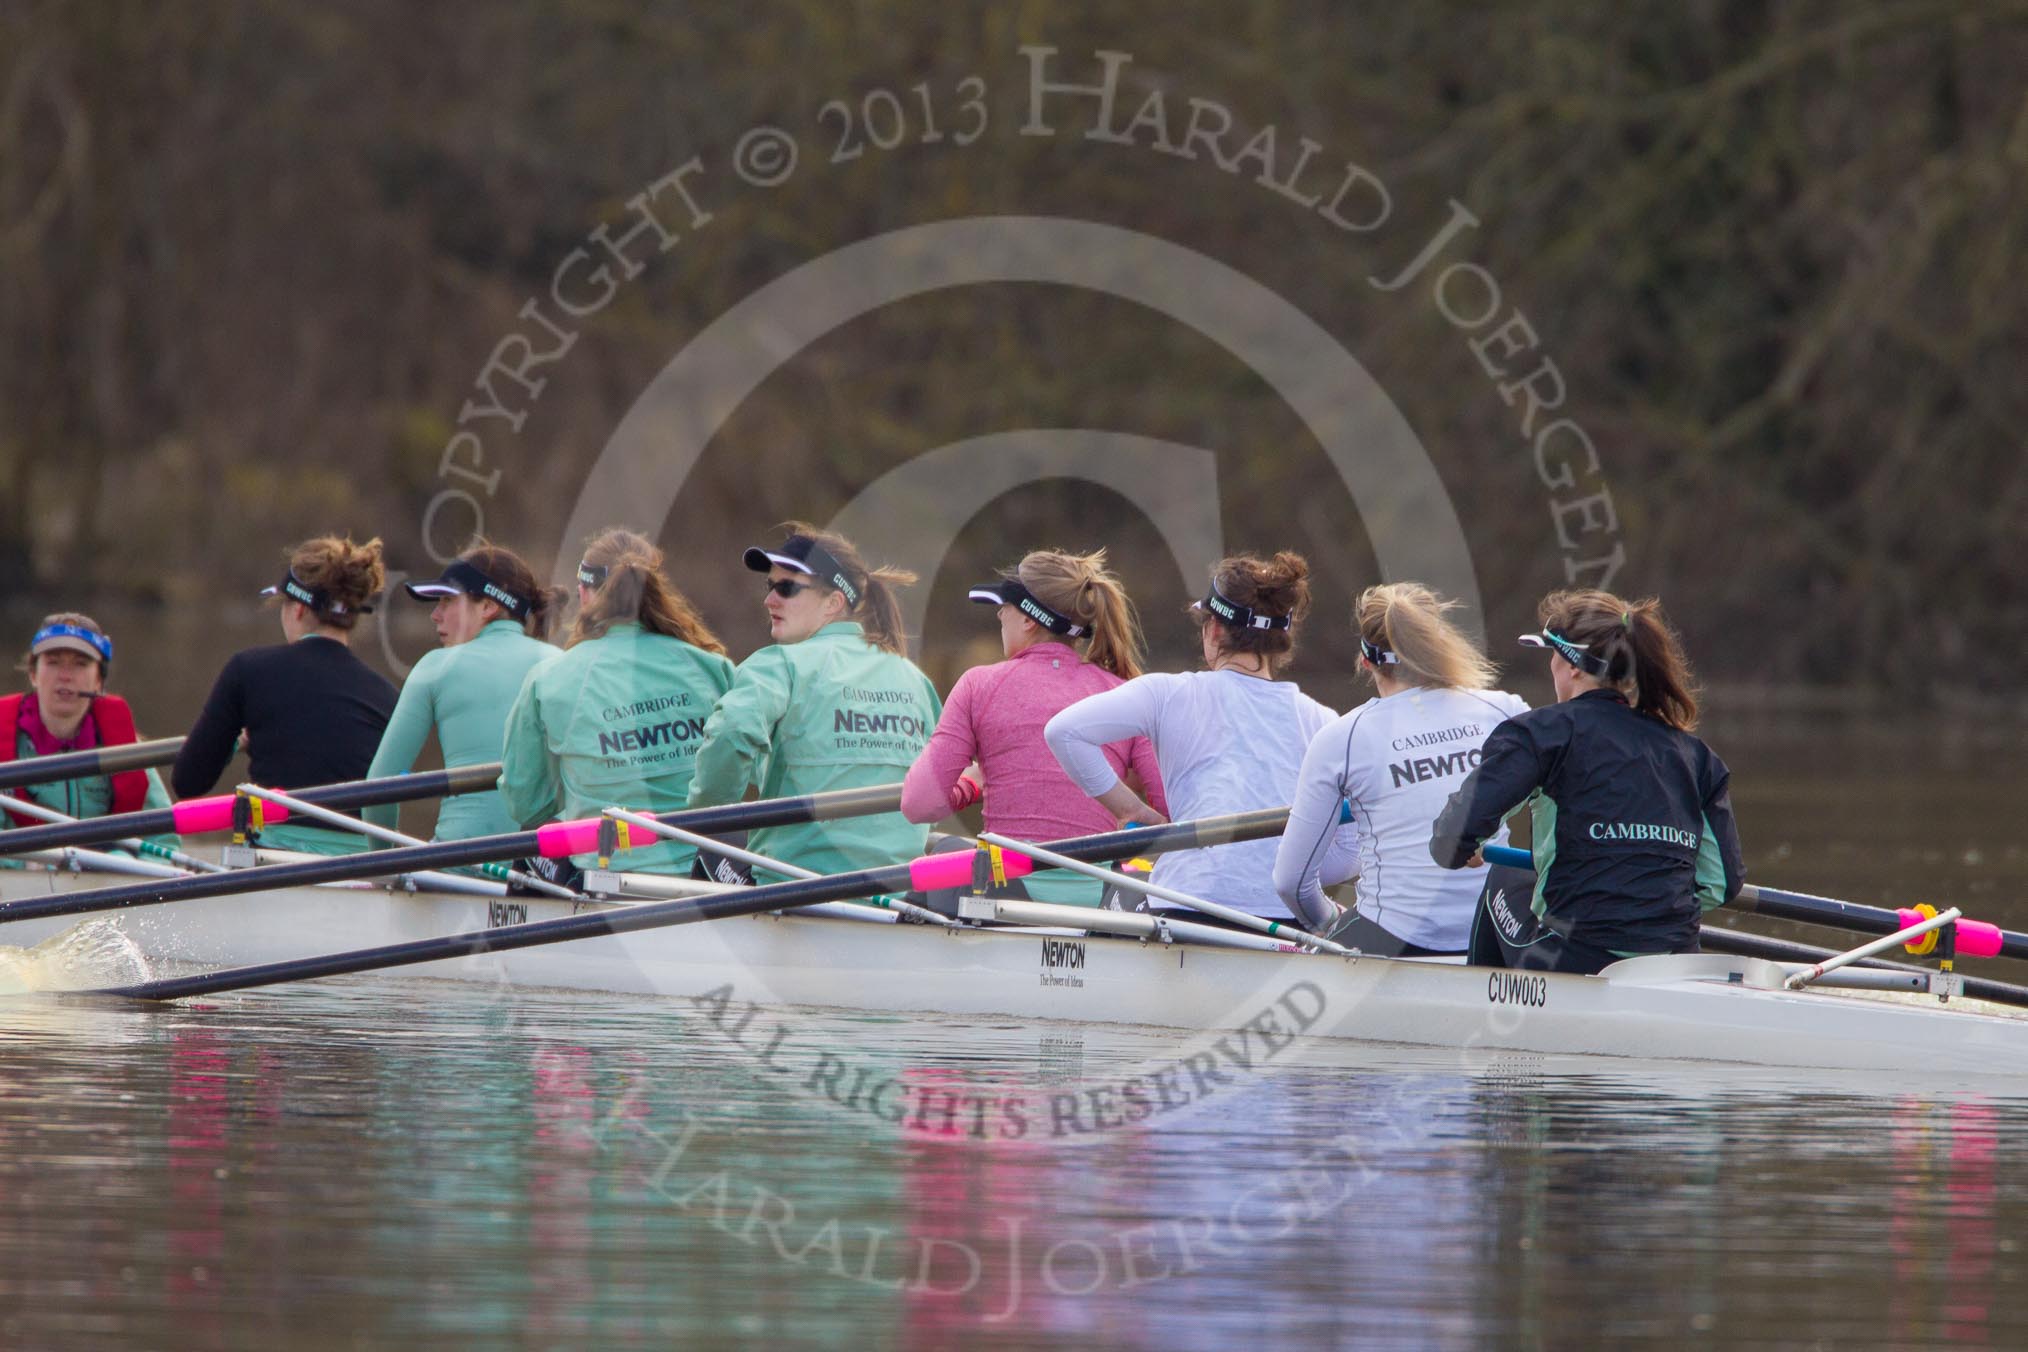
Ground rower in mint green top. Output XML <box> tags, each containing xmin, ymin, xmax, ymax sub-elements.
<box><xmin>365</xmin><ymin>548</ymin><xmax>563</xmax><ymax>842</ymax></box>
<box><xmin>498</xmin><ymin>530</ymin><xmax>738</xmax><ymax>876</ymax></box>
<box><xmin>686</xmin><ymin>528</ymin><xmax>941</xmax><ymax>884</ymax></box>
<box><xmin>363</xmin><ymin>621</ymin><xmax>559</xmax><ymax>840</ymax></box>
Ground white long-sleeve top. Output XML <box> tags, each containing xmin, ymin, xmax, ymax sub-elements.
<box><xmin>1044</xmin><ymin>670</ymin><xmax>1353</xmax><ymax>917</ymax></box>
<box><xmin>1273</xmin><ymin>685</ymin><xmax>1528</xmax><ymax>948</ymax></box>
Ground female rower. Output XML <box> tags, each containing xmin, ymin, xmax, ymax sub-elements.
<box><xmin>900</xmin><ymin>548</ymin><xmax>1167</xmax><ymax>905</ymax></box>
<box><xmin>0</xmin><ymin>614</ymin><xmax>176</xmax><ymax>855</ymax></box>
<box><xmin>1429</xmin><ymin>589</ymin><xmax>1743</xmax><ymax>974</ymax></box>
<box><xmin>173</xmin><ymin>536</ymin><xmax>398</xmax><ymax>855</ymax></box>
<box><xmin>362</xmin><ymin>543</ymin><xmax>561</xmax><ymax>842</ymax></box>
<box><xmin>1272</xmin><ymin>583</ymin><xmax>1528</xmax><ymax>955</ymax></box>
<box><xmin>1044</xmin><ymin>551</ymin><xmax>1348</xmax><ymax>922</ymax></box>
<box><xmin>499</xmin><ymin>528</ymin><xmax>733</xmax><ymax>877</ymax></box>
<box><xmin>687</xmin><ymin>524</ymin><xmax>941</xmax><ymax>882</ymax></box>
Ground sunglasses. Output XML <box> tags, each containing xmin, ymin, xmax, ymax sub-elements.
<box><xmin>764</xmin><ymin>578</ymin><xmax>819</xmax><ymax>598</ymax></box>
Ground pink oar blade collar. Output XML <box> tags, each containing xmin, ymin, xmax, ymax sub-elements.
<box><xmin>171</xmin><ymin>795</ymin><xmax>290</xmax><ymax>835</ymax></box>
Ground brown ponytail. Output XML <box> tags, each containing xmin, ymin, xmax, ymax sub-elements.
<box><xmin>460</xmin><ymin>540</ymin><xmax>563</xmax><ymax>642</ymax></box>
<box><xmin>1537</xmin><ymin>589</ymin><xmax>1700</xmax><ymax>730</ymax></box>
<box><xmin>777</xmin><ymin>521</ymin><xmax>916</xmax><ymax>655</ymax></box>
<box><xmin>286</xmin><ymin>536</ymin><xmax>385</xmax><ymax>631</ymax></box>
<box><xmin>1016</xmin><ymin>548</ymin><xmax>1146</xmax><ymax>679</ymax></box>
<box><xmin>569</xmin><ymin>528</ymin><xmax>726</xmax><ymax>654</ymax></box>
<box><xmin>1191</xmin><ymin>551</ymin><xmax>1311</xmax><ymax>673</ymax></box>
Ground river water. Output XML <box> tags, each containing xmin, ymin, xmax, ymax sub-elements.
<box><xmin>1</xmin><ymin>977</ymin><xmax>2022</xmax><ymax>1349</ymax></box>
<box><xmin>2</xmin><ymin>607</ymin><xmax>2027</xmax><ymax>1345</ymax></box>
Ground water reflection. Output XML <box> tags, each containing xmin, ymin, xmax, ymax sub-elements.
<box><xmin>166</xmin><ymin>1026</ymin><xmax>226</xmax><ymax>1342</ymax></box>
<box><xmin>0</xmin><ymin>983</ymin><xmax>2026</xmax><ymax>1348</ymax></box>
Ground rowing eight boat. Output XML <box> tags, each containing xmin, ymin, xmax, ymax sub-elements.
<box><xmin>2</xmin><ymin>865</ymin><xmax>2023</xmax><ymax>1080</ymax></box>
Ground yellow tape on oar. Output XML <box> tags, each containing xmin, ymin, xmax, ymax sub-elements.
<box><xmin>596</xmin><ymin>815</ymin><xmax>635</xmax><ymax>868</ymax></box>
<box><xmin>1904</xmin><ymin>903</ymin><xmax>1940</xmax><ymax>956</ymax></box>
<box><xmin>233</xmin><ymin>792</ymin><xmax>266</xmax><ymax>846</ymax></box>
<box><xmin>986</xmin><ymin>842</ymin><xmax>1008</xmax><ymax>888</ymax></box>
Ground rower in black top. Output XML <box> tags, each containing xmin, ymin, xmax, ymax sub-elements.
<box><xmin>1430</xmin><ymin>588</ymin><xmax>1743</xmax><ymax>974</ymax></box>
<box><xmin>174</xmin><ymin>535</ymin><xmax>399</xmax><ymax>855</ymax></box>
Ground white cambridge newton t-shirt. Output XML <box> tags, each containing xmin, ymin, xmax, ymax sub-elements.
<box><xmin>1273</xmin><ymin>684</ymin><xmax>1528</xmax><ymax>949</ymax></box>
<box><xmin>1045</xmin><ymin>670</ymin><xmax>1355</xmax><ymax>918</ymax></box>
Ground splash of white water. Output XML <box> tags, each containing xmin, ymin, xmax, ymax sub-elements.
<box><xmin>0</xmin><ymin>920</ymin><xmax>152</xmax><ymax>994</ymax></box>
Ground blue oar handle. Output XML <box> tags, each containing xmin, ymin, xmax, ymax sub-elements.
<box><xmin>1483</xmin><ymin>844</ymin><xmax>1533</xmax><ymax>870</ymax></box>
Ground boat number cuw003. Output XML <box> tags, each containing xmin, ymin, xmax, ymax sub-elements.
<box><xmin>1487</xmin><ymin>972</ymin><xmax>1547</xmax><ymax>1007</ymax></box>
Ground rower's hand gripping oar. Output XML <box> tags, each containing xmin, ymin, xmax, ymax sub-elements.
<box><xmin>1481</xmin><ymin>843</ymin><xmax>2020</xmax><ymax>961</ymax></box>
<box><xmin>0</xmin><ymin>783</ymin><xmax>911</xmax><ymax>926</ymax></box>
<box><xmin>101</xmin><ymin>807</ymin><xmax>1295</xmax><ymax>1000</ymax></box>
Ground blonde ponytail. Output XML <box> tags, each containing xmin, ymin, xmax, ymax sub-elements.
<box><xmin>1356</xmin><ymin>582</ymin><xmax>1496</xmax><ymax>691</ymax></box>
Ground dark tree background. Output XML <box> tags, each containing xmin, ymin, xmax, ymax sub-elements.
<box><xmin>2</xmin><ymin>1</ymin><xmax>2023</xmax><ymax>723</ymax></box>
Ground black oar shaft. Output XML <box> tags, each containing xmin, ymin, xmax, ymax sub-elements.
<box><xmin>0</xmin><ymin>761</ymin><xmax>505</xmax><ymax>857</ymax></box>
<box><xmin>0</xmin><ymin>737</ymin><xmax>185</xmax><ymax>793</ymax></box>
<box><xmin>1734</xmin><ymin>883</ymin><xmax>2028</xmax><ymax>963</ymax></box>
<box><xmin>0</xmin><ymin>784</ymin><xmax>907</xmax><ymax>925</ymax></box>
<box><xmin>107</xmin><ymin>807</ymin><xmax>1289</xmax><ymax>1000</ymax></box>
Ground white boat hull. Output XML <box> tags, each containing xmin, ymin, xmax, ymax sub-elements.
<box><xmin>2</xmin><ymin>868</ymin><xmax>2024</xmax><ymax>1079</ymax></box>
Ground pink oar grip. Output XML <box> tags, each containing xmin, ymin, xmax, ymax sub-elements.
<box><xmin>908</xmin><ymin>848</ymin><xmax>1036</xmax><ymax>892</ymax></box>
<box><xmin>1897</xmin><ymin>909</ymin><xmax>2004</xmax><ymax>959</ymax></box>
<box><xmin>171</xmin><ymin>795</ymin><xmax>289</xmax><ymax>834</ymax></box>
<box><xmin>536</xmin><ymin>818</ymin><xmax>604</xmax><ymax>859</ymax></box>
<box><xmin>1957</xmin><ymin>920</ymin><xmax>2004</xmax><ymax>959</ymax></box>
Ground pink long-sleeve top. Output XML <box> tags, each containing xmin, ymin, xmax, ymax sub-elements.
<box><xmin>902</xmin><ymin>642</ymin><xmax>1167</xmax><ymax>839</ymax></box>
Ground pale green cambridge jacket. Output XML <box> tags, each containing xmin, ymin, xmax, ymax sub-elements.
<box><xmin>363</xmin><ymin>620</ymin><xmax>561</xmax><ymax>841</ymax></box>
<box><xmin>498</xmin><ymin>622</ymin><xmax>736</xmax><ymax>874</ymax></box>
<box><xmin>686</xmin><ymin>622</ymin><xmax>941</xmax><ymax>883</ymax></box>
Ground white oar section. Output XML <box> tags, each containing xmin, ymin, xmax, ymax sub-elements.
<box><xmin>978</xmin><ymin>831</ymin><xmax>1355</xmax><ymax>957</ymax></box>
<box><xmin>600</xmin><ymin>807</ymin><xmax>959</xmax><ymax>928</ymax></box>
<box><xmin>581</xmin><ymin>869</ymin><xmax>903</xmax><ymax>926</ymax></box>
<box><xmin>1783</xmin><ymin>907</ymin><xmax>1962</xmax><ymax>991</ymax></box>
<box><xmin>236</xmin><ymin>846</ymin><xmax>512</xmax><ymax>899</ymax></box>
<box><xmin>19</xmin><ymin>845</ymin><xmax>194</xmax><ymax>881</ymax></box>
<box><xmin>0</xmin><ymin>791</ymin><xmax>224</xmax><ymax>873</ymax></box>
<box><xmin>237</xmin><ymin>785</ymin><xmax>580</xmax><ymax>901</ymax></box>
